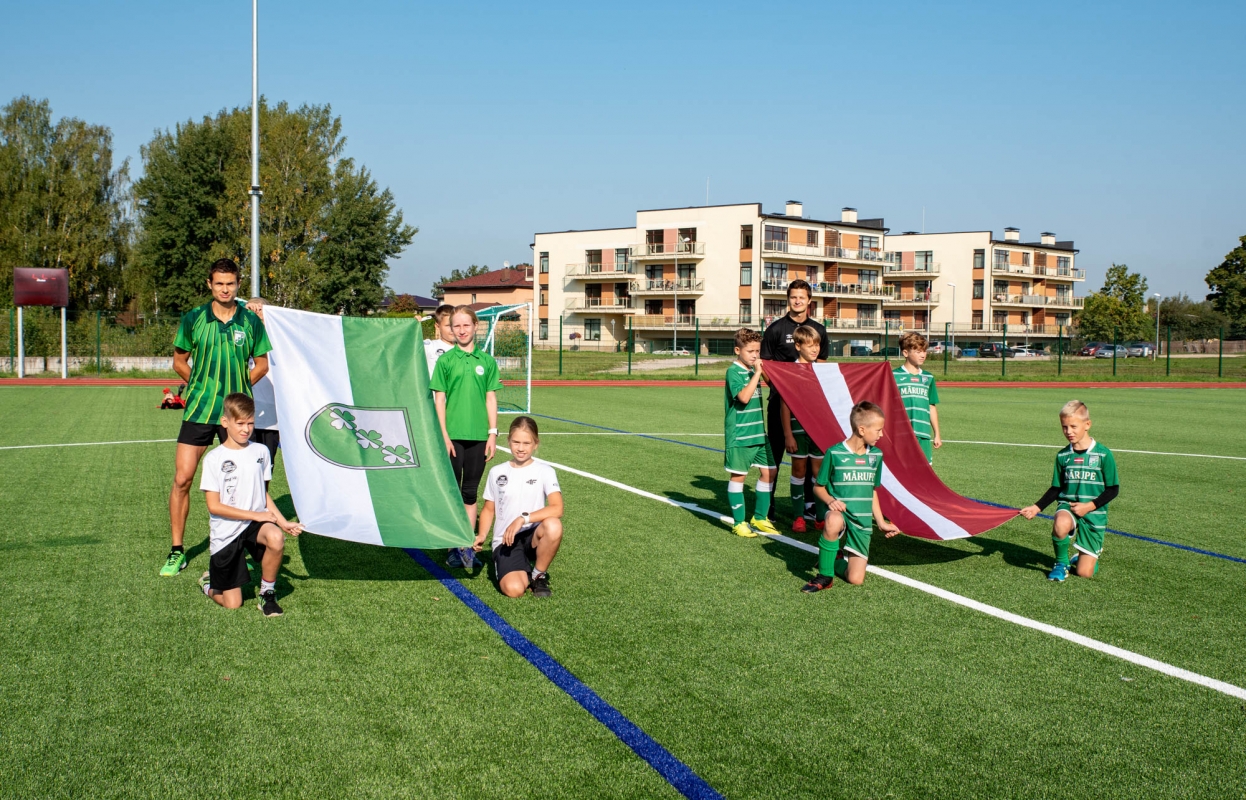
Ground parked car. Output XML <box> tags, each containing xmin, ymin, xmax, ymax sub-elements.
<box><xmin>1079</xmin><ymin>342</ymin><xmax>1108</xmax><ymax>357</ymax></box>
<box><xmin>1128</xmin><ymin>342</ymin><xmax>1155</xmax><ymax>357</ymax></box>
<box><xmin>849</xmin><ymin>345</ymin><xmax>873</xmax><ymax>357</ymax></box>
<box><xmin>1009</xmin><ymin>346</ymin><xmax>1043</xmax><ymax>358</ymax></box>
<box><xmin>880</xmin><ymin>346</ymin><xmax>901</xmax><ymax>357</ymax></box>
<box><xmin>928</xmin><ymin>341</ymin><xmax>962</xmax><ymax>357</ymax></box>
<box><xmin>978</xmin><ymin>342</ymin><xmax>1006</xmax><ymax>358</ymax></box>
<box><xmin>651</xmin><ymin>347</ymin><xmax>691</xmax><ymax>356</ymax></box>
<box><xmin>1094</xmin><ymin>345</ymin><xmax>1129</xmax><ymax>359</ymax></box>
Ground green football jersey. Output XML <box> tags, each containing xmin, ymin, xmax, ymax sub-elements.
<box><xmin>816</xmin><ymin>441</ymin><xmax>883</xmax><ymax>531</ymax></box>
<box><xmin>724</xmin><ymin>362</ymin><xmax>766</xmax><ymax>449</ymax></box>
<box><xmin>893</xmin><ymin>367</ymin><xmax>939</xmax><ymax>440</ymax></box>
<box><xmin>174</xmin><ymin>302</ymin><xmax>272</xmax><ymax>424</ymax></box>
<box><xmin>1051</xmin><ymin>440</ymin><xmax>1118</xmax><ymax>523</ymax></box>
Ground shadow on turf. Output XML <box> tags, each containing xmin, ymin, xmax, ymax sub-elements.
<box><xmin>664</xmin><ymin>477</ymin><xmax>1049</xmax><ymax>579</ymax></box>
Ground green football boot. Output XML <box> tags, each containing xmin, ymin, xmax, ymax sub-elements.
<box><xmin>159</xmin><ymin>550</ymin><xmax>187</xmax><ymax>577</ymax></box>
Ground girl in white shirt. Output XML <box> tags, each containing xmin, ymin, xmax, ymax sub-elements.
<box><xmin>474</xmin><ymin>416</ymin><xmax>564</xmax><ymax>598</ymax></box>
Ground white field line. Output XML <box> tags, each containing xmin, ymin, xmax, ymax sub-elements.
<box><xmin>501</xmin><ymin>445</ymin><xmax>1246</xmax><ymax>702</ymax></box>
<box><xmin>0</xmin><ymin>438</ymin><xmax>176</xmax><ymax>451</ymax></box>
<box><xmin>540</xmin><ymin>431</ymin><xmax>1246</xmax><ymax>461</ymax></box>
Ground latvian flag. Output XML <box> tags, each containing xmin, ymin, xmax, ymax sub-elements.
<box><xmin>263</xmin><ymin>307</ymin><xmax>475</xmax><ymax>549</ymax></box>
<box><xmin>763</xmin><ymin>361</ymin><xmax>1017</xmax><ymax>539</ymax></box>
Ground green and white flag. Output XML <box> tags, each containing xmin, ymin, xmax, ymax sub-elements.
<box><xmin>264</xmin><ymin>307</ymin><xmax>473</xmax><ymax>548</ymax></box>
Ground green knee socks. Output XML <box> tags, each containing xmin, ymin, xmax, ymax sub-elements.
<box><xmin>818</xmin><ymin>533</ymin><xmax>840</xmax><ymax>577</ymax></box>
<box><xmin>1052</xmin><ymin>534</ymin><xmax>1070</xmax><ymax>566</ymax></box>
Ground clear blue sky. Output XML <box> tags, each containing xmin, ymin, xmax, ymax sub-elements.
<box><xmin>3</xmin><ymin>0</ymin><xmax>1243</xmax><ymax>301</ymax></box>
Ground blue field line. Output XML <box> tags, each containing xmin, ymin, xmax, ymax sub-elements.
<box><xmin>405</xmin><ymin>549</ymin><xmax>723</xmax><ymax>800</ymax></box>
<box><xmin>532</xmin><ymin>414</ymin><xmax>1246</xmax><ymax>565</ymax></box>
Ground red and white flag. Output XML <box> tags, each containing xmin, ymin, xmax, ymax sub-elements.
<box><xmin>763</xmin><ymin>360</ymin><xmax>1017</xmax><ymax>540</ymax></box>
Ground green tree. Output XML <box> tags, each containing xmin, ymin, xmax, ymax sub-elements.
<box><xmin>1206</xmin><ymin>235</ymin><xmax>1246</xmax><ymax>333</ymax></box>
<box><xmin>1074</xmin><ymin>263</ymin><xmax>1152</xmax><ymax>341</ymax></box>
<box><xmin>131</xmin><ymin>100</ymin><xmax>415</xmax><ymax>314</ymax></box>
<box><xmin>0</xmin><ymin>96</ymin><xmax>131</xmax><ymax>308</ymax></box>
<box><xmin>432</xmin><ymin>264</ymin><xmax>489</xmax><ymax>298</ymax></box>
<box><xmin>1150</xmin><ymin>293</ymin><xmax>1229</xmax><ymax>341</ymax></box>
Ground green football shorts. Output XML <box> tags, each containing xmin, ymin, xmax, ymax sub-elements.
<box><xmin>724</xmin><ymin>441</ymin><xmax>776</xmax><ymax>475</ymax></box>
<box><xmin>788</xmin><ymin>432</ymin><xmax>824</xmax><ymax>459</ymax></box>
<box><xmin>1055</xmin><ymin>502</ymin><xmax>1106</xmax><ymax>557</ymax></box>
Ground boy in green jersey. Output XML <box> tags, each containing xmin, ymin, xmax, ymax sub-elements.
<box><xmin>779</xmin><ymin>325</ymin><xmax>827</xmax><ymax>533</ymax></box>
<box><xmin>802</xmin><ymin>402</ymin><xmax>901</xmax><ymax>592</ymax></box>
<box><xmin>893</xmin><ymin>331</ymin><xmax>941</xmax><ymax>465</ymax></box>
<box><xmin>1021</xmin><ymin>400</ymin><xmax>1120</xmax><ymax>581</ymax></box>
<box><xmin>723</xmin><ymin>328</ymin><xmax>778</xmax><ymax>538</ymax></box>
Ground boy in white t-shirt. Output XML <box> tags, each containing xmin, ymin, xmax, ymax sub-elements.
<box><xmin>474</xmin><ymin>416</ymin><xmax>564</xmax><ymax>598</ymax></box>
<box><xmin>198</xmin><ymin>393</ymin><xmax>303</xmax><ymax>616</ymax></box>
<box><xmin>423</xmin><ymin>304</ymin><xmax>456</xmax><ymax>378</ymax></box>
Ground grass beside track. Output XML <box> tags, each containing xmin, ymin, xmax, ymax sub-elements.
<box><xmin>0</xmin><ymin>385</ymin><xmax>1243</xmax><ymax>799</ymax></box>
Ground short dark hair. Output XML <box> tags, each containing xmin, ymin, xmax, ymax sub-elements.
<box><xmin>734</xmin><ymin>327</ymin><xmax>762</xmax><ymax>348</ymax></box>
<box><xmin>849</xmin><ymin>401</ymin><xmax>883</xmax><ymax>434</ymax></box>
<box><xmin>222</xmin><ymin>392</ymin><xmax>255</xmax><ymax>420</ymax></box>
<box><xmin>433</xmin><ymin>304</ymin><xmax>456</xmax><ymax>322</ymax></box>
<box><xmin>787</xmin><ymin>279</ymin><xmax>812</xmax><ymax>299</ymax></box>
<box><xmin>209</xmin><ymin>258</ymin><xmax>240</xmax><ymax>281</ymax></box>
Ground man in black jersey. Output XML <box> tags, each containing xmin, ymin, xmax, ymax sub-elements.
<box><xmin>760</xmin><ymin>279</ymin><xmax>830</xmax><ymax>519</ymax></box>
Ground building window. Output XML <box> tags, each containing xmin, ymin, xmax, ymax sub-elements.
<box><xmin>1056</xmin><ymin>314</ymin><xmax>1070</xmax><ymax>327</ymax></box>
<box><xmin>972</xmin><ymin>311</ymin><xmax>983</xmax><ymax>329</ymax></box>
<box><xmin>973</xmin><ymin>249</ymin><xmax>985</xmax><ymax>270</ymax></box>
<box><xmin>646</xmin><ymin>229</ymin><xmax>664</xmax><ymax>254</ymax></box>
<box><xmin>615</xmin><ymin>248</ymin><xmax>629</xmax><ymax>269</ymax></box>
<box><xmin>645</xmin><ymin>264</ymin><xmax>663</xmax><ymax>282</ymax></box>
<box><xmin>914</xmin><ymin>309</ymin><xmax>928</xmax><ymax>328</ymax></box>
<box><xmin>859</xmin><ymin>269</ymin><xmax>879</xmax><ymax>286</ymax></box>
<box><xmin>993</xmin><ymin>249</ymin><xmax>1010</xmax><ymax>268</ymax></box>
<box><xmin>993</xmin><ymin>280</ymin><xmax>1008</xmax><ymax>298</ymax></box>
<box><xmin>859</xmin><ymin>235</ymin><xmax>880</xmax><ymax>252</ymax></box>
<box><xmin>740</xmin><ymin>225</ymin><xmax>753</xmax><ymax>249</ymax></box>
<box><xmin>805</xmin><ymin>266</ymin><xmax>817</xmax><ymax>283</ymax></box>
<box><xmin>763</xmin><ymin>299</ymin><xmax>787</xmax><ymax>319</ymax></box>
<box><xmin>739</xmin><ymin>300</ymin><xmax>752</xmax><ymax>324</ymax></box>
<box><xmin>740</xmin><ymin>262</ymin><xmax>753</xmax><ymax>286</ymax></box>
<box><xmin>973</xmin><ymin>280</ymin><xmax>984</xmax><ymax>299</ymax></box>
<box><xmin>1036</xmin><ymin>252</ymin><xmax>1047</xmax><ymax>268</ymax></box>
<box><xmin>538</xmin><ymin>320</ymin><xmax>549</xmax><ymax>340</ymax></box>
<box><xmin>586</xmin><ymin>249</ymin><xmax>602</xmax><ymax>270</ymax></box>
<box><xmin>539</xmin><ymin>252</ymin><xmax>549</xmax><ymax>274</ymax></box>
<box><xmin>993</xmin><ymin>310</ymin><xmax>1007</xmax><ymax>326</ymax></box>
<box><xmin>471</xmin><ymin>293</ymin><xmax>477</xmax><ymax>304</ymax></box>
<box><xmin>763</xmin><ymin>261</ymin><xmax>787</xmax><ymax>290</ymax></box>
<box><xmin>1057</xmin><ymin>256</ymin><xmax>1071</xmax><ymax>273</ymax></box>
<box><xmin>884</xmin><ymin>310</ymin><xmax>902</xmax><ymax>324</ymax></box>
<box><xmin>539</xmin><ymin>289</ymin><xmax>548</xmax><ymax>306</ymax></box>
<box><xmin>858</xmin><ymin>304</ymin><xmax>878</xmax><ymax>324</ymax></box>
<box><xmin>677</xmin><ymin>299</ymin><xmax>695</xmax><ymax>320</ymax></box>
<box><xmin>677</xmin><ymin>264</ymin><xmax>696</xmax><ymax>282</ymax></box>
<box><xmin>915</xmin><ymin>251</ymin><xmax>934</xmax><ymax>271</ymax></box>
<box><xmin>585</xmin><ymin>319</ymin><xmax>601</xmax><ymax>341</ymax></box>
<box><xmin>806</xmin><ymin>229</ymin><xmax>819</xmax><ymax>247</ymax></box>
<box><xmin>764</xmin><ymin>225</ymin><xmax>788</xmax><ymax>252</ymax></box>
<box><xmin>1021</xmin><ymin>252</ymin><xmax>1031</xmax><ymax>267</ymax></box>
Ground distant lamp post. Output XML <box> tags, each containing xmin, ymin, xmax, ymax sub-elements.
<box><xmin>947</xmin><ymin>282</ymin><xmax>957</xmax><ymax>352</ymax></box>
<box><xmin>1153</xmin><ymin>293</ymin><xmax>1162</xmax><ymax>360</ymax></box>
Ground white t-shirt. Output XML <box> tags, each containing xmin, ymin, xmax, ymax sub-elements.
<box><xmin>200</xmin><ymin>442</ymin><xmax>272</xmax><ymax>552</ymax></box>
<box><xmin>424</xmin><ymin>338</ymin><xmax>452</xmax><ymax>378</ymax></box>
<box><xmin>481</xmin><ymin>460</ymin><xmax>561</xmax><ymax>549</ymax></box>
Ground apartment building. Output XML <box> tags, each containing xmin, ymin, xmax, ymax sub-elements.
<box><xmin>884</xmin><ymin>228</ymin><xmax>1085</xmax><ymax>342</ymax></box>
<box><xmin>533</xmin><ymin>202</ymin><xmax>906</xmax><ymax>354</ymax></box>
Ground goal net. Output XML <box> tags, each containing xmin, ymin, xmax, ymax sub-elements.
<box><xmin>475</xmin><ymin>303</ymin><xmax>532</xmax><ymax>414</ymax></box>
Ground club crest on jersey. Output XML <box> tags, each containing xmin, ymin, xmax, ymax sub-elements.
<box><xmin>1089</xmin><ymin>456</ymin><xmax>1100</xmax><ymax>467</ymax></box>
<box><xmin>221</xmin><ymin>460</ymin><xmax>237</xmax><ymax>473</ymax></box>
<box><xmin>232</xmin><ymin>329</ymin><xmax>246</xmax><ymax>345</ymax></box>
<box><xmin>497</xmin><ymin>475</ymin><xmax>508</xmax><ymax>487</ymax></box>
<box><xmin>305</xmin><ymin>404</ymin><xmax>420</xmax><ymax>470</ymax></box>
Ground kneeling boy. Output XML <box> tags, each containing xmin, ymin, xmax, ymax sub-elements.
<box><xmin>1021</xmin><ymin>400</ymin><xmax>1119</xmax><ymax>581</ymax></box>
<box><xmin>199</xmin><ymin>393</ymin><xmax>302</xmax><ymax>615</ymax></box>
<box><xmin>802</xmin><ymin>401</ymin><xmax>901</xmax><ymax>592</ymax></box>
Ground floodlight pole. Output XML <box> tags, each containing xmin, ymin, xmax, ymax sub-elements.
<box><xmin>60</xmin><ymin>306</ymin><xmax>67</xmax><ymax>378</ymax></box>
<box><xmin>1153</xmin><ymin>293</ymin><xmax>1161</xmax><ymax>360</ymax></box>
<box><xmin>15</xmin><ymin>306</ymin><xmax>23</xmax><ymax>378</ymax></box>
<box><xmin>249</xmin><ymin>0</ymin><xmax>262</xmax><ymax>300</ymax></box>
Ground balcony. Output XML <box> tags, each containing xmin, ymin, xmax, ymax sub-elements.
<box><xmin>992</xmin><ymin>293</ymin><xmax>1085</xmax><ymax>308</ymax></box>
<box><xmin>629</xmin><ymin>279</ymin><xmax>705</xmax><ymax>295</ymax></box>
<box><xmin>970</xmin><ymin>323</ymin><xmax>1069</xmax><ymax>336</ymax></box>
<box><xmin>883</xmin><ymin>262</ymin><xmax>941</xmax><ymax>276</ymax></box>
<box><xmin>760</xmin><ymin>279</ymin><xmax>893</xmax><ymax>298</ymax></box>
<box><xmin>630</xmin><ymin>315</ymin><xmax>751</xmax><ymax>330</ymax></box>
<box><xmin>628</xmin><ymin>241</ymin><xmax>706</xmax><ymax>260</ymax></box>
<box><xmin>564</xmin><ymin>296</ymin><xmax>635</xmax><ymax>312</ymax></box>
<box><xmin>991</xmin><ymin>263</ymin><xmax>1086</xmax><ymax>280</ymax></box>
<box><xmin>822</xmin><ymin>317</ymin><xmax>887</xmax><ymax>331</ymax></box>
<box><xmin>564</xmin><ymin>263</ymin><xmax>636</xmax><ymax>280</ymax></box>
<box><xmin>760</xmin><ymin>242</ymin><xmax>901</xmax><ymax>265</ymax></box>
<box><xmin>884</xmin><ymin>292</ymin><xmax>941</xmax><ymax>306</ymax></box>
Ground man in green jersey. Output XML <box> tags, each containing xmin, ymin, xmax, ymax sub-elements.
<box><xmin>802</xmin><ymin>401</ymin><xmax>901</xmax><ymax>592</ymax></box>
<box><xmin>723</xmin><ymin>328</ymin><xmax>778</xmax><ymax>538</ymax></box>
<box><xmin>1022</xmin><ymin>400</ymin><xmax>1120</xmax><ymax>582</ymax></box>
<box><xmin>893</xmin><ymin>331</ymin><xmax>941</xmax><ymax>465</ymax></box>
<box><xmin>160</xmin><ymin>259</ymin><xmax>271</xmax><ymax>577</ymax></box>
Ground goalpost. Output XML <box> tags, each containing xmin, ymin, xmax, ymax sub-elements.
<box><xmin>475</xmin><ymin>302</ymin><xmax>533</xmax><ymax>414</ymax></box>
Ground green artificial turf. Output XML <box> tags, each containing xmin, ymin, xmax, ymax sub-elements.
<box><xmin>1</xmin><ymin>385</ymin><xmax>1244</xmax><ymax>799</ymax></box>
